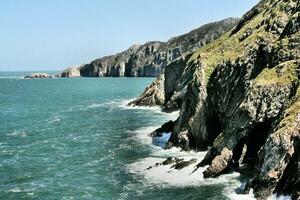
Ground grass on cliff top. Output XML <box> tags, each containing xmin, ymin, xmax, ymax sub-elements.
<box><xmin>187</xmin><ymin>0</ymin><xmax>296</xmax><ymax>85</ymax></box>
<box><xmin>274</xmin><ymin>85</ymin><xmax>300</xmax><ymax>138</ymax></box>
<box><xmin>188</xmin><ymin>11</ymin><xmax>269</xmax><ymax>84</ymax></box>
<box><xmin>254</xmin><ymin>61</ymin><xmax>299</xmax><ymax>85</ymax></box>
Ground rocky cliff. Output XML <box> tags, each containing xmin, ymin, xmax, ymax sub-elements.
<box><xmin>134</xmin><ymin>0</ymin><xmax>300</xmax><ymax>199</ymax></box>
<box><xmin>60</xmin><ymin>18</ymin><xmax>239</xmax><ymax>78</ymax></box>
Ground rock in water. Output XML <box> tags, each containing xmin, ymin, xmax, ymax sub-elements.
<box><xmin>171</xmin><ymin>158</ymin><xmax>198</xmax><ymax>170</ymax></box>
<box><xmin>148</xmin><ymin>120</ymin><xmax>175</xmax><ymax>137</ymax></box>
<box><xmin>57</xmin><ymin>67</ymin><xmax>81</xmax><ymax>77</ymax></box>
<box><xmin>24</xmin><ymin>73</ymin><xmax>51</xmax><ymax>79</ymax></box>
<box><xmin>127</xmin><ymin>74</ymin><xmax>165</xmax><ymax>106</ymax></box>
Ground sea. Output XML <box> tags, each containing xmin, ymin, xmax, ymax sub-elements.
<box><xmin>0</xmin><ymin>71</ymin><xmax>287</xmax><ymax>200</ymax></box>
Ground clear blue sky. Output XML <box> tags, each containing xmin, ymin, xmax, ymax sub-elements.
<box><xmin>0</xmin><ymin>0</ymin><xmax>260</xmax><ymax>71</ymax></box>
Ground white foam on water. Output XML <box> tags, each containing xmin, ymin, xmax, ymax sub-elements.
<box><xmin>128</xmin><ymin>126</ymin><xmax>237</xmax><ymax>186</ymax></box>
<box><xmin>128</xmin><ymin>126</ymin><xmax>157</xmax><ymax>146</ymax></box>
<box><xmin>7</xmin><ymin>130</ymin><xmax>28</xmax><ymax>138</ymax></box>
<box><xmin>8</xmin><ymin>187</ymin><xmax>22</xmax><ymax>193</ymax></box>
<box><xmin>119</xmin><ymin>99</ymin><xmax>180</xmax><ymax>120</ymax></box>
<box><xmin>128</xmin><ymin>124</ymin><xmax>293</xmax><ymax>200</ymax></box>
<box><xmin>86</xmin><ymin>103</ymin><xmax>103</xmax><ymax>109</ymax></box>
<box><xmin>47</xmin><ymin>115</ymin><xmax>62</xmax><ymax>124</ymax></box>
<box><xmin>271</xmin><ymin>195</ymin><xmax>292</xmax><ymax>200</ymax></box>
<box><xmin>120</xmin><ymin>98</ymin><xmax>291</xmax><ymax>199</ymax></box>
<box><xmin>0</xmin><ymin>76</ymin><xmax>24</xmax><ymax>79</ymax></box>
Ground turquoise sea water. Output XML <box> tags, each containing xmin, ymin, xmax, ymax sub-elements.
<box><xmin>0</xmin><ymin>72</ymin><xmax>251</xmax><ymax>200</ymax></box>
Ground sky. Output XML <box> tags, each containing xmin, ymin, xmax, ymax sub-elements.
<box><xmin>0</xmin><ymin>0</ymin><xmax>260</xmax><ymax>71</ymax></box>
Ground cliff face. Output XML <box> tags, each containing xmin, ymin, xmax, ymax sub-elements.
<box><xmin>128</xmin><ymin>53</ymin><xmax>193</xmax><ymax>109</ymax></box>
<box><xmin>61</xmin><ymin>18</ymin><xmax>239</xmax><ymax>78</ymax></box>
<box><xmin>134</xmin><ymin>0</ymin><xmax>300</xmax><ymax>198</ymax></box>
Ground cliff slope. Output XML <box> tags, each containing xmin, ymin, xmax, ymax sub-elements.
<box><xmin>137</xmin><ymin>0</ymin><xmax>300</xmax><ymax>198</ymax></box>
<box><xmin>60</xmin><ymin>18</ymin><xmax>239</xmax><ymax>78</ymax></box>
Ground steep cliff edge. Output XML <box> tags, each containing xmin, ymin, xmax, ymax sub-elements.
<box><xmin>137</xmin><ymin>0</ymin><xmax>300</xmax><ymax>198</ymax></box>
<box><xmin>128</xmin><ymin>53</ymin><xmax>193</xmax><ymax>109</ymax></box>
<box><xmin>128</xmin><ymin>18</ymin><xmax>241</xmax><ymax>107</ymax></box>
<box><xmin>59</xmin><ymin>18</ymin><xmax>239</xmax><ymax>78</ymax></box>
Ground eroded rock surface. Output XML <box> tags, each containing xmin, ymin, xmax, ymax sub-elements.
<box><xmin>138</xmin><ymin>0</ymin><xmax>300</xmax><ymax>198</ymax></box>
<box><xmin>127</xmin><ymin>74</ymin><xmax>165</xmax><ymax>107</ymax></box>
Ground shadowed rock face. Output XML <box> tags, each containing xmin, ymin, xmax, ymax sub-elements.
<box><xmin>59</xmin><ymin>18</ymin><xmax>239</xmax><ymax>78</ymax></box>
<box><xmin>128</xmin><ymin>53</ymin><xmax>193</xmax><ymax>108</ymax></box>
<box><xmin>134</xmin><ymin>0</ymin><xmax>300</xmax><ymax>198</ymax></box>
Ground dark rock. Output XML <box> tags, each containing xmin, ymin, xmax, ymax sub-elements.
<box><xmin>171</xmin><ymin>158</ymin><xmax>198</xmax><ymax>170</ymax></box>
<box><xmin>162</xmin><ymin>157</ymin><xmax>183</xmax><ymax>165</ymax></box>
<box><xmin>274</xmin><ymin>138</ymin><xmax>300</xmax><ymax>200</ymax></box>
<box><xmin>148</xmin><ymin>121</ymin><xmax>175</xmax><ymax>137</ymax></box>
<box><xmin>145</xmin><ymin>0</ymin><xmax>300</xmax><ymax>198</ymax></box>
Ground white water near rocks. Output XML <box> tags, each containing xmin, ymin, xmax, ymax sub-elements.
<box><xmin>0</xmin><ymin>75</ymin><xmax>292</xmax><ymax>200</ymax></box>
<box><xmin>125</xmin><ymin>105</ymin><xmax>291</xmax><ymax>200</ymax></box>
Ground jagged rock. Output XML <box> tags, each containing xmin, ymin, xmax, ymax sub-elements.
<box><xmin>163</xmin><ymin>53</ymin><xmax>193</xmax><ymax>112</ymax></box>
<box><xmin>59</xmin><ymin>67</ymin><xmax>81</xmax><ymax>77</ymax></box>
<box><xmin>162</xmin><ymin>157</ymin><xmax>183</xmax><ymax>165</ymax></box>
<box><xmin>146</xmin><ymin>157</ymin><xmax>196</xmax><ymax>171</ymax></box>
<box><xmin>171</xmin><ymin>158</ymin><xmax>198</xmax><ymax>170</ymax></box>
<box><xmin>129</xmin><ymin>53</ymin><xmax>193</xmax><ymax>109</ymax></box>
<box><xmin>275</xmin><ymin>138</ymin><xmax>300</xmax><ymax>200</ymax></box>
<box><xmin>24</xmin><ymin>73</ymin><xmax>51</xmax><ymax>79</ymax></box>
<box><xmin>203</xmin><ymin>148</ymin><xmax>232</xmax><ymax>178</ymax></box>
<box><xmin>146</xmin><ymin>157</ymin><xmax>184</xmax><ymax>170</ymax></box>
<box><xmin>148</xmin><ymin>120</ymin><xmax>174</xmax><ymax>137</ymax></box>
<box><xmin>127</xmin><ymin>74</ymin><xmax>165</xmax><ymax>106</ymax></box>
<box><xmin>140</xmin><ymin>0</ymin><xmax>300</xmax><ymax>198</ymax></box>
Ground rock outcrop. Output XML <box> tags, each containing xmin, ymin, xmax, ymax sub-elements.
<box><xmin>57</xmin><ymin>67</ymin><xmax>81</xmax><ymax>78</ymax></box>
<box><xmin>146</xmin><ymin>157</ymin><xmax>197</xmax><ymax>170</ymax></box>
<box><xmin>135</xmin><ymin>0</ymin><xmax>300</xmax><ymax>198</ymax></box>
<box><xmin>148</xmin><ymin>120</ymin><xmax>175</xmax><ymax>137</ymax></box>
<box><xmin>127</xmin><ymin>74</ymin><xmax>165</xmax><ymax>106</ymax></box>
<box><xmin>24</xmin><ymin>73</ymin><xmax>51</xmax><ymax>79</ymax></box>
<box><xmin>60</xmin><ymin>18</ymin><xmax>239</xmax><ymax>78</ymax></box>
<box><xmin>128</xmin><ymin>53</ymin><xmax>193</xmax><ymax>108</ymax></box>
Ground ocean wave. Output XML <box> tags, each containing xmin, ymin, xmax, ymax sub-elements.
<box><xmin>47</xmin><ymin>115</ymin><xmax>61</xmax><ymax>124</ymax></box>
<box><xmin>0</xmin><ymin>76</ymin><xmax>24</xmax><ymax>79</ymax></box>
<box><xmin>128</xmin><ymin>124</ymin><xmax>291</xmax><ymax>200</ymax></box>
<box><xmin>122</xmin><ymin>100</ymin><xmax>179</xmax><ymax>120</ymax></box>
<box><xmin>7</xmin><ymin>130</ymin><xmax>29</xmax><ymax>138</ymax></box>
